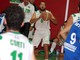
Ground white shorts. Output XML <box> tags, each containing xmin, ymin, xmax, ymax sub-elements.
<box><xmin>28</xmin><ymin>29</ymin><xmax>34</xmax><ymax>39</ymax></box>
<box><xmin>32</xmin><ymin>30</ymin><xmax>50</xmax><ymax>47</ymax></box>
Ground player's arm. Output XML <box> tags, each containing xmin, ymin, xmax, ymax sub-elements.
<box><xmin>30</xmin><ymin>6</ymin><xmax>36</xmax><ymax>24</ymax></box>
<box><xmin>30</xmin><ymin>12</ymin><xmax>36</xmax><ymax>23</ymax></box>
<box><xmin>31</xmin><ymin>52</ymin><xmax>36</xmax><ymax>60</ymax></box>
<box><xmin>57</xmin><ymin>15</ymin><xmax>73</xmax><ymax>40</ymax></box>
<box><xmin>60</xmin><ymin>25</ymin><xmax>72</xmax><ymax>40</ymax></box>
<box><xmin>49</xmin><ymin>12</ymin><xmax>57</xmax><ymax>25</ymax></box>
<box><xmin>59</xmin><ymin>15</ymin><xmax>73</xmax><ymax>40</ymax></box>
<box><xmin>30</xmin><ymin>12</ymin><xmax>41</xmax><ymax>23</ymax></box>
<box><xmin>64</xmin><ymin>15</ymin><xmax>73</xmax><ymax>28</ymax></box>
<box><xmin>57</xmin><ymin>30</ymin><xmax>62</xmax><ymax>41</ymax></box>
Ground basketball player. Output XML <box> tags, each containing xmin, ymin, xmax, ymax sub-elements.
<box><xmin>31</xmin><ymin>2</ymin><xmax>57</xmax><ymax>60</ymax></box>
<box><xmin>19</xmin><ymin>0</ymin><xmax>35</xmax><ymax>37</ymax></box>
<box><xmin>58</xmin><ymin>2</ymin><xmax>80</xmax><ymax>60</ymax></box>
<box><xmin>58</xmin><ymin>1</ymin><xmax>80</xmax><ymax>41</ymax></box>
<box><xmin>29</xmin><ymin>0</ymin><xmax>38</xmax><ymax>11</ymax></box>
<box><xmin>0</xmin><ymin>5</ymin><xmax>36</xmax><ymax>60</ymax></box>
<box><xmin>60</xmin><ymin>20</ymin><xmax>80</xmax><ymax>60</ymax></box>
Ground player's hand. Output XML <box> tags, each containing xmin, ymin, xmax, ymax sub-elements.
<box><xmin>29</xmin><ymin>26</ymin><xmax>33</xmax><ymax>31</ymax></box>
<box><xmin>40</xmin><ymin>11</ymin><xmax>48</xmax><ymax>21</ymax></box>
<box><xmin>57</xmin><ymin>33</ymin><xmax>63</xmax><ymax>42</ymax></box>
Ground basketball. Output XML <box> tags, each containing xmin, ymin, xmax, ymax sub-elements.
<box><xmin>40</xmin><ymin>11</ymin><xmax>50</xmax><ymax>21</ymax></box>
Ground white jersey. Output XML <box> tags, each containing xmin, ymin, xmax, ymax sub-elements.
<box><xmin>35</xmin><ymin>10</ymin><xmax>50</xmax><ymax>30</ymax></box>
<box><xmin>0</xmin><ymin>32</ymin><xmax>33</xmax><ymax>60</ymax></box>
<box><xmin>19</xmin><ymin>2</ymin><xmax>35</xmax><ymax>23</ymax></box>
<box><xmin>72</xmin><ymin>13</ymin><xmax>80</xmax><ymax>23</ymax></box>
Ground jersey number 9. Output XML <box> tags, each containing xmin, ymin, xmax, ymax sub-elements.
<box><xmin>70</xmin><ymin>33</ymin><xmax>76</xmax><ymax>44</ymax></box>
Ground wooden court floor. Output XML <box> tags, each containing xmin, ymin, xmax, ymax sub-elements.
<box><xmin>36</xmin><ymin>53</ymin><xmax>64</xmax><ymax>60</ymax></box>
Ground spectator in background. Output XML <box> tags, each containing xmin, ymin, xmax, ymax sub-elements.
<box><xmin>19</xmin><ymin>0</ymin><xmax>35</xmax><ymax>37</ymax></box>
<box><xmin>31</xmin><ymin>2</ymin><xmax>57</xmax><ymax>60</ymax></box>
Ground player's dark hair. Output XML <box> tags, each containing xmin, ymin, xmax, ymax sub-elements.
<box><xmin>5</xmin><ymin>5</ymin><xmax>24</xmax><ymax>30</ymax></box>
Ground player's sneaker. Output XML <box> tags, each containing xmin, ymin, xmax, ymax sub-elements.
<box><xmin>49</xmin><ymin>51</ymin><xmax>56</xmax><ymax>58</ymax></box>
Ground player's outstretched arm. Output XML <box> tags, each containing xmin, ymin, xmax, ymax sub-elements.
<box><xmin>60</xmin><ymin>25</ymin><xmax>72</xmax><ymax>40</ymax></box>
<box><xmin>49</xmin><ymin>12</ymin><xmax>57</xmax><ymax>25</ymax></box>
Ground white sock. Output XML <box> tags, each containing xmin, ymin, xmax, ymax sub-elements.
<box><xmin>45</xmin><ymin>59</ymin><xmax>48</xmax><ymax>60</ymax></box>
<box><xmin>50</xmin><ymin>42</ymin><xmax>56</xmax><ymax>53</ymax></box>
<box><xmin>61</xmin><ymin>45</ymin><xmax>64</xmax><ymax>53</ymax></box>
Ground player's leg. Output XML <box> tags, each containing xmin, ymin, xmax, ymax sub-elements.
<box><xmin>28</xmin><ymin>27</ymin><xmax>34</xmax><ymax>40</ymax></box>
<box><xmin>44</xmin><ymin>44</ymin><xmax>49</xmax><ymax>60</ymax></box>
<box><xmin>32</xmin><ymin>30</ymin><xmax>41</xmax><ymax>56</ymax></box>
<box><xmin>43</xmin><ymin>31</ymin><xmax>50</xmax><ymax>60</ymax></box>
<box><xmin>50</xmin><ymin>38</ymin><xmax>58</xmax><ymax>53</ymax></box>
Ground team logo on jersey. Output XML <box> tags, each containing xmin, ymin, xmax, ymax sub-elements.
<box><xmin>25</xmin><ymin>9</ymin><xmax>30</xmax><ymax>13</ymax></box>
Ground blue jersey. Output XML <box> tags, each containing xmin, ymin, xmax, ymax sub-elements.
<box><xmin>0</xmin><ymin>14</ymin><xmax>5</xmax><ymax>33</ymax></box>
<box><xmin>64</xmin><ymin>21</ymin><xmax>80</xmax><ymax>60</ymax></box>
